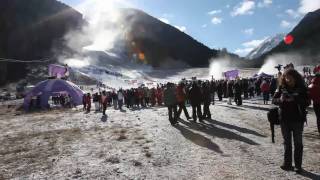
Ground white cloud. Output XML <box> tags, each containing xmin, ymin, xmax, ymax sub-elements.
<box><xmin>285</xmin><ymin>9</ymin><xmax>301</xmax><ymax>19</ymax></box>
<box><xmin>211</xmin><ymin>17</ymin><xmax>222</xmax><ymax>24</ymax></box>
<box><xmin>162</xmin><ymin>13</ymin><xmax>174</xmax><ymax>18</ymax></box>
<box><xmin>158</xmin><ymin>17</ymin><xmax>186</xmax><ymax>32</ymax></box>
<box><xmin>226</xmin><ymin>4</ymin><xmax>230</xmax><ymax>9</ymax></box>
<box><xmin>235</xmin><ymin>37</ymin><xmax>268</xmax><ymax>56</ymax></box>
<box><xmin>280</xmin><ymin>20</ymin><xmax>293</xmax><ymax>28</ymax></box>
<box><xmin>264</xmin><ymin>0</ymin><xmax>273</xmax><ymax>5</ymax></box>
<box><xmin>208</xmin><ymin>10</ymin><xmax>222</xmax><ymax>15</ymax></box>
<box><xmin>202</xmin><ymin>24</ymin><xmax>208</xmax><ymax>28</ymax></box>
<box><xmin>243</xmin><ymin>28</ymin><xmax>254</xmax><ymax>35</ymax></box>
<box><xmin>174</xmin><ymin>25</ymin><xmax>187</xmax><ymax>32</ymax></box>
<box><xmin>242</xmin><ymin>37</ymin><xmax>268</xmax><ymax>48</ymax></box>
<box><xmin>159</xmin><ymin>18</ymin><xmax>170</xmax><ymax>24</ymax></box>
<box><xmin>235</xmin><ymin>48</ymin><xmax>254</xmax><ymax>56</ymax></box>
<box><xmin>298</xmin><ymin>0</ymin><xmax>320</xmax><ymax>14</ymax></box>
<box><xmin>231</xmin><ymin>0</ymin><xmax>255</xmax><ymax>16</ymax></box>
<box><xmin>258</xmin><ymin>0</ymin><xmax>273</xmax><ymax>8</ymax></box>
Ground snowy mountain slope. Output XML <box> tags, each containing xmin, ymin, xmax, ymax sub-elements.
<box><xmin>246</xmin><ymin>34</ymin><xmax>285</xmax><ymax>60</ymax></box>
<box><xmin>62</xmin><ymin>49</ymin><xmax>260</xmax><ymax>89</ymax></box>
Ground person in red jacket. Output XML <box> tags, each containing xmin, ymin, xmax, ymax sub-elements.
<box><xmin>86</xmin><ymin>93</ymin><xmax>91</xmax><ymax>112</ymax></box>
<box><xmin>150</xmin><ymin>88</ymin><xmax>156</xmax><ymax>106</ymax></box>
<box><xmin>313</xmin><ymin>64</ymin><xmax>320</xmax><ymax>75</ymax></box>
<box><xmin>309</xmin><ymin>74</ymin><xmax>320</xmax><ymax>135</ymax></box>
<box><xmin>138</xmin><ymin>87</ymin><xmax>145</xmax><ymax>107</ymax></box>
<box><xmin>82</xmin><ymin>94</ymin><xmax>87</xmax><ymax>111</ymax></box>
<box><xmin>101</xmin><ymin>91</ymin><xmax>108</xmax><ymax>116</ymax></box>
<box><xmin>176</xmin><ymin>82</ymin><xmax>191</xmax><ymax>120</ymax></box>
<box><xmin>260</xmin><ymin>79</ymin><xmax>270</xmax><ymax>104</ymax></box>
<box><xmin>156</xmin><ymin>87</ymin><xmax>163</xmax><ymax>106</ymax></box>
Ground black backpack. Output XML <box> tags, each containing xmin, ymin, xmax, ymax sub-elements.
<box><xmin>267</xmin><ymin>107</ymin><xmax>280</xmax><ymax>125</ymax></box>
<box><xmin>267</xmin><ymin>107</ymin><xmax>280</xmax><ymax>143</ymax></box>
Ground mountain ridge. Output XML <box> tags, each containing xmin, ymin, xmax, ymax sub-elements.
<box><xmin>255</xmin><ymin>8</ymin><xmax>320</xmax><ymax>66</ymax></box>
<box><xmin>246</xmin><ymin>33</ymin><xmax>285</xmax><ymax>60</ymax></box>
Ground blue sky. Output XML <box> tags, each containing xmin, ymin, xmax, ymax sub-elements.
<box><xmin>60</xmin><ymin>0</ymin><xmax>320</xmax><ymax>57</ymax></box>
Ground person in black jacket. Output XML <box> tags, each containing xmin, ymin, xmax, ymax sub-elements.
<box><xmin>273</xmin><ymin>69</ymin><xmax>310</xmax><ymax>173</ymax></box>
<box><xmin>164</xmin><ymin>83</ymin><xmax>178</xmax><ymax>125</ymax></box>
<box><xmin>93</xmin><ymin>93</ymin><xmax>99</xmax><ymax>111</ymax></box>
<box><xmin>189</xmin><ymin>82</ymin><xmax>203</xmax><ymax>122</ymax></box>
<box><xmin>210</xmin><ymin>80</ymin><xmax>216</xmax><ymax>105</ymax></box>
<box><xmin>255</xmin><ymin>78</ymin><xmax>262</xmax><ymax>96</ymax></box>
<box><xmin>227</xmin><ymin>80</ymin><xmax>234</xmax><ymax>105</ymax></box>
<box><xmin>234</xmin><ymin>79</ymin><xmax>243</xmax><ymax>106</ymax></box>
<box><xmin>217</xmin><ymin>80</ymin><xmax>223</xmax><ymax>101</ymax></box>
<box><xmin>223</xmin><ymin>80</ymin><xmax>228</xmax><ymax>98</ymax></box>
<box><xmin>202</xmin><ymin>82</ymin><xmax>212</xmax><ymax>119</ymax></box>
<box><xmin>270</xmin><ymin>78</ymin><xmax>278</xmax><ymax>97</ymax></box>
<box><xmin>242</xmin><ymin>79</ymin><xmax>249</xmax><ymax>99</ymax></box>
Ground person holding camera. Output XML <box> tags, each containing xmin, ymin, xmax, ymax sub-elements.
<box><xmin>272</xmin><ymin>69</ymin><xmax>310</xmax><ymax>173</ymax></box>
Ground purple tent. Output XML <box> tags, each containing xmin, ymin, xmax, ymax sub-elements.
<box><xmin>23</xmin><ymin>79</ymin><xmax>84</xmax><ymax>110</ymax></box>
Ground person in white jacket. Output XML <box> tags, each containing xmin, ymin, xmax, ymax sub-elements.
<box><xmin>117</xmin><ymin>89</ymin><xmax>124</xmax><ymax>110</ymax></box>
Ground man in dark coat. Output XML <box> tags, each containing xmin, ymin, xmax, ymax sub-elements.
<box><xmin>210</xmin><ymin>80</ymin><xmax>216</xmax><ymax>105</ymax></box>
<box><xmin>217</xmin><ymin>80</ymin><xmax>223</xmax><ymax>101</ymax></box>
<box><xmin>227</xmin><ymin>80</ymin><xmax>234</xmax><ymax>105</ymax></box>
<box><xmin>242</xmin><ymin>79</ymin><xmax>249</xmax><ymax>99</ymax></box>
<box><xmin>202</xmin><ymin>82</ymin><xmax>211</xmax><ymax>119</ymax></box>
<box><xmin>223</xmin><ymin>80</ymin><xmax>228</xmax><ymax>98</ymax></box>
<box><xmin>189</xmin><ymin>82</ymin><xmax>203</xmax><ymax>122</ymax></box>
<box><xmin>164</xmin><ymin>83</ymin><xmax>178</xmax><ymax>125</ymax></box>
<box><xmin>270</xmin><ymin>78</ymin><xmax>278</xmax><ymax>97</ymax></box>
<box><xmin>234</xmin><ymin>79</ymin><xmax>243</xmax><ymax>106</ymax></box>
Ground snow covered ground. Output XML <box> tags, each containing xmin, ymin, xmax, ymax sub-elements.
<box><xmin>0</xmin><ymin>97</ymin><xmax>319</xmax><ymax>179</ymax></box>
<box><xmin>0</xmin><ymin>59</ymin><xmax>319</xmax><ymax>179</ymax></box>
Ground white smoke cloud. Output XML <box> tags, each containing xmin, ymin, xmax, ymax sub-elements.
<box><xmin>208</xmin><ymin>57</ymin><xmax>235</xmax><ymax>80</ymax></box>
<box><xmin>59</xmin><ymin>0</ymin><xmax>135</xmax><ymax>68</ymax></box>
<box><xmin>65</xmin><ymin>57</ymin><xmax>91</xmax><ymax>68</ymax></box>
<box><xmin>258</xmin><ymin>53</ymin><xmax>305</xmax><ymax>74</ymax></box>
<box><xmin>73</xmin><ymin>0</ymin><xmax>132</xmax><ymax>52</ymax></box>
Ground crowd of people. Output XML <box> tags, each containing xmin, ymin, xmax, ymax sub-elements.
<box><xmin>80</xmin><ymin>63</ymin><xmax>320</xmax><ymax>174</ymax></box>
<box><xmin>82</xmin><ymin>78</ymin><xmax>277</xmax><ymax>120</ymax></box>
<box><xmin>52</xmin><ymin>94</ymin><xmax>73</xmax><ymax>108</ymax></box>
<box><xmin>81</xmin><ymin>65</ymin><xmax>320</xmax><ymax>133</ymax></box>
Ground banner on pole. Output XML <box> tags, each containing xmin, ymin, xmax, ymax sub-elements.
<box><xmin>223</xmin><ymin>70</ymin><xmax>239</xmax><ymax>80</ymax></box>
